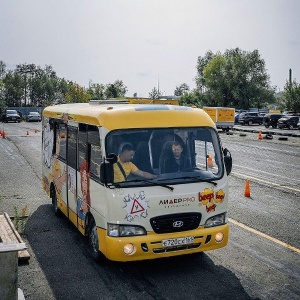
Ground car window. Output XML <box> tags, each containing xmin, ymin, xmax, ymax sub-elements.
<box><xmin>7</xmin><ymin>110</ymin><xmax>18</xmax><ymax>114</ymax></box>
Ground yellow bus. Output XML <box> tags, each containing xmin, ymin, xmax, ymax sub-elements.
<box><xmin>42</xmin><ymin>99</ymin><xmax>232</xmax><ymax>262</ymax></box>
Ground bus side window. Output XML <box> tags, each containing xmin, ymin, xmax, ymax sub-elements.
<box><xmin>87</xmin><ymin>125</ymin><xmax>102</xmax><ymax>178</ymax></box>
<box><xmin>78</xmin><ymin>124</ymin><xmax>87</xmax><ymax>170</ymax></box>
<box><xmin>90</xmin><ymin>144</ymin><xmax>102</xmax><ymax>177</ymax></box>
<box><xmin>59</xmin><ymin>123</ymin><xmax>67</xmax><ymax>161</ymax></box>
<box><xmin>52</xmin><ymin>121</ymin><xmax>67</xmax><ymax>161</ymax></box>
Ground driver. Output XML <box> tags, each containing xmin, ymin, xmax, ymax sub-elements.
<box><xmin>113</xmin><ymin>143</ymin><xmax>156</xmax><ymax>182</ymax></box>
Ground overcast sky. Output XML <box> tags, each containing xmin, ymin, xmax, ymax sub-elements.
<box><xmin>1</xmin><ymin>0</ymin><xmax>299</xmax><ymax>97</ymax></box>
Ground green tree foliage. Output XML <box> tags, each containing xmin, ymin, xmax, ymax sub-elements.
<box><xmin>65</xmin><ymin>83</ymin><xmax>90</xmax><ymax>103</ymax></box>
<box><xmin>0</xmin><ymin>61</ymin><xmax>7</xmax><ymax>113</ymax></box>
<box><xmin>282</xmin><ymin>80</ymin><xmax>300</xmax><ymax>112</ymax></box>
<box><xmin>174</xmin><ymin>83</ymin><xmax>190</xmax><ymax>96</ymax></box>
<box><xmin>87</xmin><ymin>81</ymin><xmax>105</xmax><ymax>100</ymax></box>
<box><xmin>195</xmin><ymin>48</ymin><xmax>276</xmax><ymax>109</ymax></box>
<box><xmin>0</xmin><ymin>60</ymin><xmax>6</xmax><ymax>79</ymax></box>
<box><xmin>149</xmin><ymin>87</ymin><xmax>162</xmax><ymax>99</ymax></box>
<box><xmin>179</xmin><ymin>90</ymin><xmax>204</xmax><ymax>107</ymax></box>
<box><xmin>104</xmin><ymin>80</ymin><xmax>127</xmax><ymax>99</ymax></box>
<box><xmin>0</xmin><ymin>62</ymin><xmax>129</xmax><ymax>107</ymax></box>
<box><xmin>3</xmin><ymin>71</ymin><xmax>23</xmax><ymax>107</ymax></box>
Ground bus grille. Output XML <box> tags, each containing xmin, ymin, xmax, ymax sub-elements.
<box><xmin>150</xmin><ymin>213</ymin><xmax>201</xmax><ymax>234</ymax></box>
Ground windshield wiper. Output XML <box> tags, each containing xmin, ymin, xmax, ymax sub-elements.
<box><xmin>127</xmin><ymin>179</ymin><xmax>174</xmax><ymax>191</ymax></box>
<box><xmin>158</xmin><ymin>176</ymin><xmax>217</xmax><ymax>186</ymax></box>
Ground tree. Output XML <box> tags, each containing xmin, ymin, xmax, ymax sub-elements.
<box><xmin>16</xmin><ymin>63</ymin><xmax>37</xmax><ymax>106</ymax></box>
<box><xmin>0</xmin><ymin>61</ymin><xmax>6</xmax><ymax>114</ymax></box>
<box><xmin>87</xmin><ymin>81</ymin><xmax>105</xmax><ymax>100</ymax></box>
<box><xmin>0</xmin><ymin>81</ymin><xmax>5</xmax><ymax>115</ymax></box>
<box><xmin>65</xmin><ymin>82</ymin><xmax>90</xmax><ymax>103</ymax></box>
<box><xmin>174</xmin><ymin>83</ymin><xmax>190</xmax><ymax>96</ymax></box>
<box><xmin>282</xmin><ymin>80</ymin><xmax>300</xmax><ymax>112</ymax></box>
<box><xmin>0</xmin><ymin>60</ymin><xmax>6</xmax><ymax>79</ymax></box>
<box><xmin>148</xmin><ymin>87</ymin><xmax>162</xmax><ymax>99</ymax></box>
<box><xmin>30</xmin><ymin>65</ymin><xmax>59</xmax><ymax>106</ymax></box>
<box><xmin>3</xmin><ymin>71</ymin><xmax>23</xmax><ymax>107</ymax></box>
<box><xmin>104</xmin><ymin>80</ymin><xmax>127</xmax><ymax>99</ymax></box>
<box><xmin>179</xmin><ymin>90</ymin><xmax>204</xmax><ymax>107</ymax></box>
<box><xmin>195</xmin><ymin>48</ymin><xmax>275</xmax><ymax>109</ymax></box>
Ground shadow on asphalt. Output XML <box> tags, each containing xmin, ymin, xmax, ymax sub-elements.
<box><xmin>22</xmin><ymin>204</ymin><xmax>255</xmax><ymax>300</ymax></box>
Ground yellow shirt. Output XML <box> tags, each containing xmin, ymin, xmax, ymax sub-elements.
<box><xmin>113</xmin><ymin>157</ymin><xmax>138</xmax><ymax>182</ymax></box>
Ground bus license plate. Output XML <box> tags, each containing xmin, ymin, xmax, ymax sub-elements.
<box><xmin>162</xmin><ymin>236</ymin><xmax>194</xmax><ymax>248</ymax></box>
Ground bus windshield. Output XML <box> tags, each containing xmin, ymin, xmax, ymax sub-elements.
<box><xmin>106</xmin><ymin>127</ymin><xmax>224</xmax><ymax>187</ymax></box>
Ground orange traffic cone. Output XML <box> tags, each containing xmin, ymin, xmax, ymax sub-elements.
<box><xmin>26</xmin><ymin>131</ymin><xmax>29</xmax><ymax>135</ymax></box>
<box><xmin>244</xmin><ymin>179</ymin><xmax>250</xmax><ymax>197</ymax></box>
<box><xmin>2</xmin><ymin>131</ymin><xmax>5</xmax><ymax>139</ymax></box>
<box><xmin>34</xmin><ymin>129</ymin><xmax>38</xmax><ymax>133</ymax></box>
<box><xmin>207</xmin><ymin>154</ymin><xmax>214</xmax><ymax>167</ymax></box>
<box><xmin>258</xmin><ymin>131</ymin><xmax>263</xmax><ymax>140</ymax></box>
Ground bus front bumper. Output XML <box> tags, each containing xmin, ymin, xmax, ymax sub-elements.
<box><xmin>98</xmin><ymin>224</ymin><xmax>229</xmax><ymax>262</ymax></box>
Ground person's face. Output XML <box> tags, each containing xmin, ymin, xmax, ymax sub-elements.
<box><xmin>172</xmin><ymin>145</ymin><xmax>183</xmax><ymax>159</ymax></box>
<box><xmin>122</xmin><ymin>150</ymin><xmax>135</xmax><ymax>162</ymax></box>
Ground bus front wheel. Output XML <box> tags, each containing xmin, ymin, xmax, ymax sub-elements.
<box><xmin>88</xmin><ymin>218</ymin><xmax>104</xmax><ymax>263</ymax></box>
<box><xmin>51</xmin><ymin>189</ymin><xmax>62</xmax><ymax>217</ymax></box>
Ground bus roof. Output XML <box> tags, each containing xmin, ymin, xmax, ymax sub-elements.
<box><xmin>43</xmin><ymin>101</ymin><xmax>215</xmax><ymax>130</ymax></box>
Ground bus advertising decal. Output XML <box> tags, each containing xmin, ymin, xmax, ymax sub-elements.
<box><xmin>123</xmin><ymin>191</ymin><xmax>148</xmax><ymax>222</ymax></box>
<box><xmin>198</xmin><ymin>188</ymin><xmax>225</xmax><ymax>213</ymax></box>
<box><xmin>159</xmin><ymin>197</ymin><xmax>195</xmax><ymax>209</ymax></box>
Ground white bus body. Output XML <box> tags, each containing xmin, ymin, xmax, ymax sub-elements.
<box><xmin>42</xmin><ymin>100</ymin><xmax>232</xmax><ymax>262</ymax></box>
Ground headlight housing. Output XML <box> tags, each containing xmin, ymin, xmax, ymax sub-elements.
<box><xmin>107</xmin><ymin>223</ymin><xmax>147</xmax><ymax>237</ymax></box>
<box><xmin>204</xmin><ymin>213</ymin><xmax>227</xmax><ymax>228</ymax></box>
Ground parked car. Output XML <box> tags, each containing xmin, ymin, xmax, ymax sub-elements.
<box><xmin>1</xmin><ymin>109</ymin><xmax>22</xmax><ymax>123</ymax></box>
<box><xmin>26</xmin><ymin>111</ymin><xmax>41</xmax><ymax>122</ymax></box>
<box><xmin>238</xmin><ymin>112</ymin><xmax>263</xmax><ymax>125</ymax></box>
<box><xmin>277</xmin><ymin>115</ymin><xmax>300</xmax><ymax>129</ymax></box>
<box><xmin>263</xmin><ymin>113</ymin><xmax>282</xmax><ymax>128</ymax></box>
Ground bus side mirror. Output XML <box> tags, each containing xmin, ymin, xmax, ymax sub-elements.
<box><xmin>106</xmin><ymin>153</ymin><xmax>118</xmax><ymax>164</ymax></box>
<box><xmin>223</xmin><ymin>148</ymin><xmax>232</xmax><ymax>176</ymax></box>
<box><xmin>100</xmin><ymin>163</ymin><xmax>114</xmax><ymax>184</ymax></box>
<box><xmin>100</xmin><ymin>153</ymin><xmax>117</xmax><ymax>184</ymax></box>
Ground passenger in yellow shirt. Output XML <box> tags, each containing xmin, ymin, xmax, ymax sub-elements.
<box><xmin>113</xmin><ymin>143</ymin><xmax>156</xmax><ymax>182</ymax></box>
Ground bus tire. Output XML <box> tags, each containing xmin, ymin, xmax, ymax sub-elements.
<box><xmin>52</xmin><ymin>189</ymin><xmax>62</xmax><ymax>217</ymax></box>
<box><xmin>88</xmin><ymin>218</ymin><xmax>104</xmax><ymax>263</ymax></box>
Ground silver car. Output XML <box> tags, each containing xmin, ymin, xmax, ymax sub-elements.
<box><xmin>26</xmin><ymin>112</ymin><xmax>41</xmax><ymax>122</ymax></box>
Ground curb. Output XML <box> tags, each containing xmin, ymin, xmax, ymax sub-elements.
<box><xmin>231</xmin><ymin>127</ymin><xmax>300</xmax><ymax>138</ymax></box>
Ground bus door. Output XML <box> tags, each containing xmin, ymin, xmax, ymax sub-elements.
<box><xmin>76</xmin><ymin>123</ymin><xmax>90</xmax><ymax>231</ymax></box>
<box><xmin>66</xmin><ymin>126</ymin><xmax>78</xmax><ymax>225</ymax></box>
<box><xmin>52</xmin><ymin>122</ymin><xmax>68</xmax><ymax>216</ymax></box>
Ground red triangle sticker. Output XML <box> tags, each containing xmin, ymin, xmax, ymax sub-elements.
<box><xmin>130</xmin><ymin>199</ymin><xmax>145</xmax><ymax>214</ymax></box>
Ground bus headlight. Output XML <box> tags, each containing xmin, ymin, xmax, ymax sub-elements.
<box><xmin>107</xmin><ymin>223</ymin><xmax>147</xmax><ymax>237</ymax></box>
<box><xmin>204</xmin><ymin>213</ymin><xmax>227</xmax><ymax>228</ymax></box>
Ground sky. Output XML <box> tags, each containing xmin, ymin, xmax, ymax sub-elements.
<box><xmin>1</xmin><ymin>0</ymin><xmax>300</xmax><ymax>97</ymax></box>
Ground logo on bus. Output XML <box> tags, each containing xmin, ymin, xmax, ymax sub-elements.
<box><xmin>198</xmin><ymin>188</ymin><xmax>225</xmax><ymax>213</ymax></box>
<box><xmin>123</xmin><ymin>191</ymin><xmax>148</xmax><ymax>222</ymax></box>
<box><xmin>173</xmin><ymin>221</ymin><xmax>184</xmax><ymax>228</ymax></box>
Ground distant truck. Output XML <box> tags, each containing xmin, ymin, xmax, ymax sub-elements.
<box><xmin>203</xmin><ymin>107</ymin><xmax>235</xmax><ymax>132</ymax></box>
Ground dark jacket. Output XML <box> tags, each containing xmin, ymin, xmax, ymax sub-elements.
<box><xmin>160</xmin><ymin>154</ymin><xmax>191</xmax><ymax>173</ymax></box>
